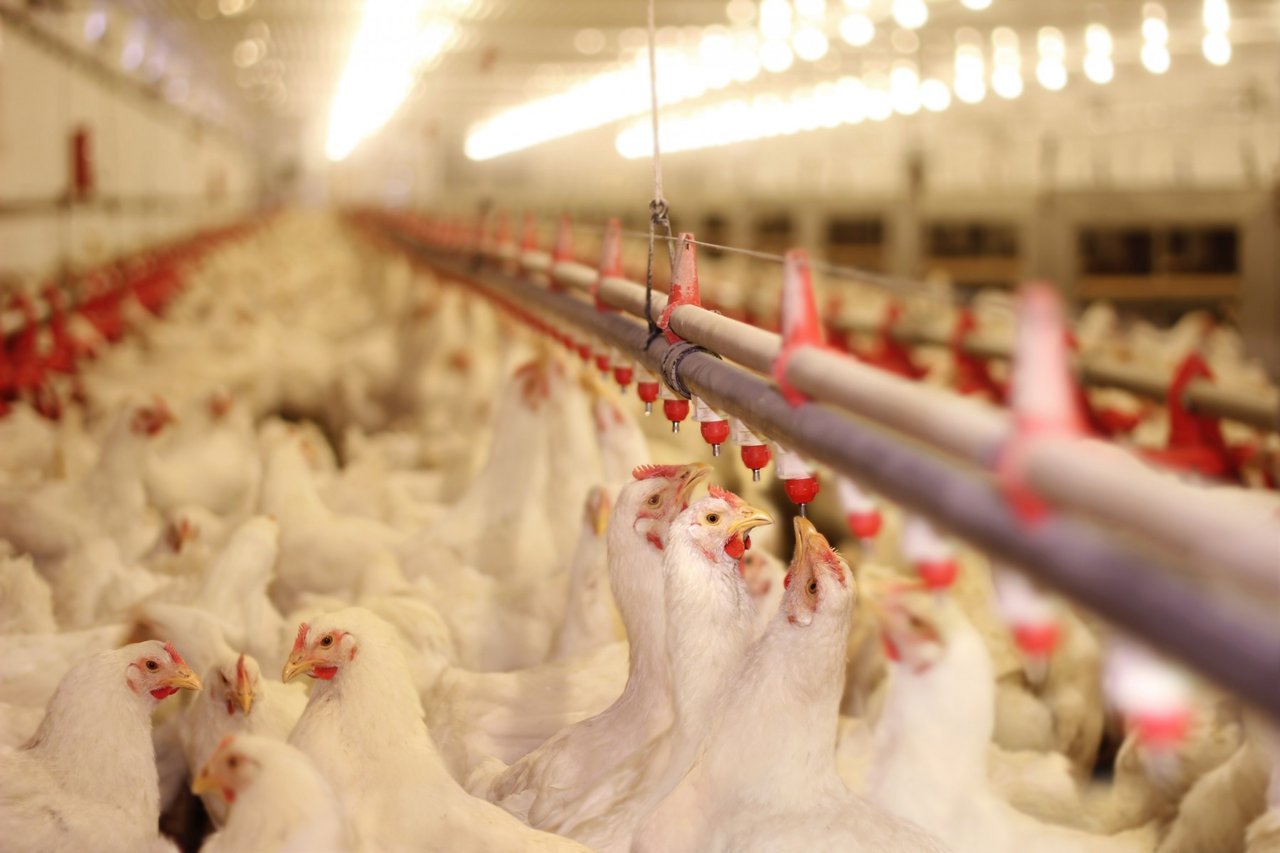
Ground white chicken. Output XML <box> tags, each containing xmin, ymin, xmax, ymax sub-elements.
<box><xmin>866</xmin><ymin>585</ymin><xmax>1158</xmax><ymax>853</ymax></box>
<box><xmin>548</xmin><ymin>484</ymin><xmax>621</xmax><ymax>660</ymax></box>
<box><xmin>0</xmin><ymin>641</ymin><xmax>201</xmax><ymax>853</ymax></box>
<box><xmin>180</xmin><ymin>651</ymin><xmax>307</xmax><ymax>825</ymax></box>
<box><xmin>483</xmin><ymin>463</ymin><xmax>712</xmax><ymax>819</ymax></box>
<box><xmin>283</xmin><ymin>608</ymin><xmax>592</xmax><ymax>851</ymax></box>
<box><xmin>633</xmin><ymin>516</ymin><xmax>948</xmax><ymax>853</ymax></box>
<box><xmin>192</xmin><ymin>734</ymin><xmax>358</xmax><ymax>853</ymax></box>
<box><xmin>557</xmin><ymin>487</ymin><xmax>773</xmax><ymax>850</ymax></box>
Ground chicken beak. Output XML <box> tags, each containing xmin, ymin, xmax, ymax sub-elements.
<box><xmin>166</xmin><ymin>666</ymin><xmax>202</xmax><ymax>692</ymax></box>
<box><xmin>727</xmin><ymin>504</ymin><xmax>773</xmax><ymax>537</ymax></box>
<box><xmin>191</xmin><ymin>766</ymin><xmax>218</xmax><ymax>797</ymax></box>
<box><xmin>234</xmin><ymin>654</ymin><xmax>254</xmax><ymax>714</ymax></box>
<box><xmin>282</xmin><ymin>654</ymin><xmax>319</xmax><ymax>684</ymax></box>
<box><xmin>591</xmin><ymin>490</ymin><xmax>613</xmax><ymax>536</ymax></box>
<box><xmin>675</xmin><ymin>462</ymin><xmax>714</xmax><ymax>504</ymax></box>
<box><xmin>233</xmin><ymin>683</ymin><xmax>254</xmax><ymax>715</ymax></box>
<box><xmin>792</xmin><ymin>515</ymin><xmax>826</xmax><ymax>563</ymax></box>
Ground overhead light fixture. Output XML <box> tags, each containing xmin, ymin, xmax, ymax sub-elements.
<box><xmin>1083</xmin><ymin>23</ymin><xmax>1114</xmax><ymax>84</ymax></box>
<box><xmin>1202</xmin><ymin>31</ymin><xmax>1231</xmax><ymax>65</ymax></box>
<box><xmin>839</xmin><ymin>13</ymin><xmax>875</xmax><ymax>47</ymax></box>
<box><xmin>892</xmin><ymin>0</ymin><xmax>928</xmax><ymax>30</ymax></box>
<box><xmin>793</xmin><ymin>25</ymin><xmax>830</xmax><ymax>61</ymax></box>
<box><xmin>990</xmin><ymin>26</ymin><xmax>1022</xmax><ymax>99</ymax></box>
<box><xmin>1140</xmin><ymin>3</ymin><xmax>1170</xmax><ymax>74</ymax></box>
<box><xmin>759</xmin><ymin>0</ymin><xmax>795</xmax><ymax>41</ymax></box>
<box><xmin>960</xmin><ymin>0</ymin><xmax>992</xmax><ymax>9</ymax></box>
<box><xmin>465</xmin><ymin>43</ymin><xmax>740</xmax><ymax>162</ymax></box>
<box><xmin>1036</xmin><ymin>26</ymin><xmax>1067</xmax><ymax>91</ymax></box>
<box><xmin>326</xmin><ymin>1</ymin><xmax>457</xmax><ymax>162</ymax></box>
<box><xmin>760</xmin><ymin>39</ymin><xmax>796</xmax><ymax>72</ymax></box>
<box><xmin>953</xmin><ymin>42</ymin><xmax>986</xmax><ymax>104</ymax></box>
<box><xmin>920</xmin><ymin>78</ymin><xmax>951</xmax><ymax>111</ymax></box>
<box><xmin>890</xmin><ymin>61</ymin><xmax>921</xmax><ymax>115</ymax></box>
<box><xmin>617</xmin><ymin>74</ymin><xmax>896</xmax><ymax>158</ymax></box>
<box><xmin>1202</xmin><ymin>0</ymin><xmax>1231</xmax><ymax>65</ymax></box>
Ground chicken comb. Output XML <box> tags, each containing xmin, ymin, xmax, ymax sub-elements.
<box><xmin>215</xmin><ymin>734</ymin><xmax>236</xmax><ymax>754</ymax></box>
<box><xmin>708</xmin><ymin>484</ymin><xmax>746</xmax><ymax>509</ymax></box>
<box><xmin>292</xmin><ymin>622</ymin><xmax>310</xmax><ymax>653</ymax></box>
<box><xmin>163</xmin><ymin>642</ymin><xmax>186</xmax><ymax>666</ymax></box>
<box><xmin>632</xmin><ymin>463</ymin><xmax>682</xmax><ymax>481</ymax></box>
<box><xmin>235</xmin><ymin>653</ymin><xmax>249</xmax><ymax>685</ymax></box>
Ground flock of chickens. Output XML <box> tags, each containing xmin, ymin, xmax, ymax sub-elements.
<box><xmin>0</xmin><ymin>212</ymin><xmax>1277</xmax><ymax>853</ymax></box>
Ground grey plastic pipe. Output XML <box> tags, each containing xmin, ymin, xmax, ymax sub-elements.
<box><xmin>508</xmin><ymin>247</ymin><xmax>1280</xmax><ymax>599</ymax></box>
<box><xmin>399</xmin><ymin>241</ymin><xmax>1280</xmax><ymax>720</ymax></box>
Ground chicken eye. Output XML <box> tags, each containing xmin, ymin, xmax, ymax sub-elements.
<box><xmin>646</xmin><ymin>494</ymin><xmax>662</xmax><ymax>507</ymax></box>
<box><xmin>320</xmin><ymin>635</ymin><xmax>334</xmax><ymax>648</ymax></box>
<box><xmin>705</xmin><ymin>513</ymin><xmax>720</xmax><ymax>525</ymax></box>
<box><xmin>145</xmin><ymin>660</ymin><xmax>159</xmax><ymax>671</ymax></box>
<box><xmin>227</xmin><ymin>756</ymin><xmax>239</xmax><ymax>769</ymax></box>
<box><xmin>806</xmin><ymin>580</ymin><xmax>818</xmax><ymax>595</ymax></box>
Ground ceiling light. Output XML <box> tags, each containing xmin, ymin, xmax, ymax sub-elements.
<box><xmin>960</xmin><ymin>0</ymin><xmax>992</xmax><ymax>9</ymax></box>
<box><xmin>327</xmin><ymin>0</ymin><xmax>454</xmax><ymax>161</ymax></box>
<box><xmin>760</xmin><ymin>39</ymin><xmax>795</xmax><ymax>73</ymax></box>
<box><xmin>839</xmin><ymin>13</ymin><xmax>874</xmax><ymax>46</ymax></box>
<box><xmin>892</xmin><ymin>0</ymin><xmax>928</xmax><ymax>30</ymax></box>
<box><xmin>1202</xmin><ymin>31</ymin><xmax>1231</xmax><ymax>65</ymax></box>
<box><xmin>466</xmin><ymin>44</ymin><xmax>741</xmax><ymax>161</ymax></box>
<box><xmin>1140</xmin><ymin>43</ymin><xmax>1170</xmax><ymax>74</ymax></box>
<box><xmin>793</xmin><ymin>26</ymin><xmax>830</xmax><ymax>61</ymax></box>
<box><xmin>1083</xmin><ymin>53</ymin><xmax>1114</xmax><ymax>84</ymax></box>
<box><xmin>920</xmin><ymin>78</ymin><xmax>951</xmax><ymax>111</ymax></box>
<box><xmin>759</xmin><ymin>0</ymin><xmax>794</xmax><ymax>41</ymax></box>
<box><xmin>795</xmin><ymin>0</ymin><xmax>827</xmax><ymax>18</ymax></box>
<box><xmin>890</xmin><ymin>62</ymin><xmax>920</xmax><ymax>114</ymax></box>
<box><xmin>1085</xmin><ymin>24</ymin><xmax>1112</xmax><ymax>56</ymax></box>
<box><xmin>1036</xmin><ymin>59</ymin><xmax>1066</xmax><ymax>91</ymax></box>
<box><xmin>1203</xmin><ymin>0</ymin><xmax>1230</xmax><ymax>33</ymax></box>
<box><xmin>1037</xmin><ymin>27</ymin><xmax>1064</xmax><ymax>59</ymax></box>
<box><xmin>992</xmin><ymin>66</ymin><xmax>1022</xmax><ymax>98</ymax></box>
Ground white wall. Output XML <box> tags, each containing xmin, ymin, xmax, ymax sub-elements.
<box><xmin>0</xmin><ymin>15</ymin><xmax>259</xmax><ymax>278</ymax></box>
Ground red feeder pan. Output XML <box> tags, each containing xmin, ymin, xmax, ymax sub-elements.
<box><xmin>614</xmin><ymin>365</ymin><xmax>634</xmax><ymax>389</ymax></box>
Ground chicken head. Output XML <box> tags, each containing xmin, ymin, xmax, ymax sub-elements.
<box><xmin>622</xmin><ymin>462</ymin><xmax>714</xmax><ymax>550</ymax></box>
<box><xmin>676</xmin><ymin>485</ymin><xmax>773</xmax><ymax>564</ymax></box>
<box><xmin>126</xmin><ymin>639</ymin><xmax>202</xmax><ymax>700</ymax></box>
<box><xmin>875</xmin><ymin>585</ymin><xmax>965</xmax><ymax>674</ymax></box>
<box><xmin>282</xmin><ymin>620</ymin><xmax>356</xmax><ymax>683</ymax></box>
<box><xmin>782</xmin><ymin>515</ymin><xmax>853</xmax><ymax>628</ymax></box>
<box><xmin>192</xmin><ymin>734</ymin><xmax>260</xmax><ymax>804</ymax></box>
<box><xmin>130</xmin><ymin>396</ymin><xmax>177</xmax><ymax>437</ymax></box>
<box><xmin>203</xmin><ymin>653</ymin><xmax>259</xmax><ymax>717</ymax></box>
